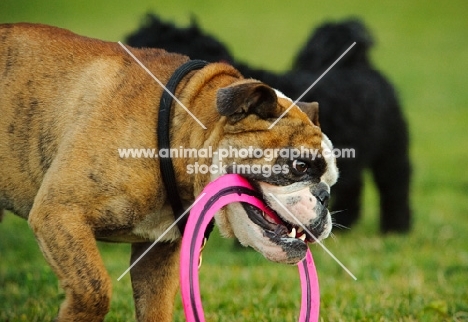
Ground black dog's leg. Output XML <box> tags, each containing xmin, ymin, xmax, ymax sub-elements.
<box><xmin>331</xmin><ymin>161</ymin><xmax>364</xmax><ymax>230</ymax></box>
<box><xmin>372</xmin><ymin>147</ymin><xmax>412</xmax><ymax>233</ymax></box>
<box><xmin>371</xmin><ymin>112</ymin><xmax>411</xmax><ymax>233</ymax></box>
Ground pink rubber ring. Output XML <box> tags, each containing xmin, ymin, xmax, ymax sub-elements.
<box><xmin>180</xmin><ymin>174</ymin><xmax>319</xmax><ymax>321</ymax></box>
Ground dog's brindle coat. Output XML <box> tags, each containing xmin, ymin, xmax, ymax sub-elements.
<box><xmin>0</xmin><ymin>23</ymin><xmax>337</xmax><ymax>321</ymax></box>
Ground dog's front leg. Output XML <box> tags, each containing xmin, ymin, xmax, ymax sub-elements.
<box><xmin>29</xmin><ymin>206</ymin><xmax>112</xmax><ymax>322</ymax></box>
<box><xmin>130</xmin><ymin>240</ymin><xmax>181</xmax><ymax>322</ymax></box>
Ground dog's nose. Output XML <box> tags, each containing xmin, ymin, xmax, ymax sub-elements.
<box><xmin>314</xmin><ymin>189</ymin><xmax>330</xmax><ymax>208</ymax></box>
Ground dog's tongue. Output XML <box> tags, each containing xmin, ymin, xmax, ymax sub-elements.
<box><xmin>262</xmin><ymin>207</ymin><xmax>284</xmax><ymax>226</ymax></box>
<box><xmin>263</xmin><ymin>206</ymin><xmax>308</xmax><ymax>241</ymax></box>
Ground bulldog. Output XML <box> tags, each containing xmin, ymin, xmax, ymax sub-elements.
<box><xmin>0</xmin><ymin>23</ymin><xmax>338</xmax><ymax>321</ymax></box>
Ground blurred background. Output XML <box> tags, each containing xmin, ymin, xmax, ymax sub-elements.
<box><xmin>1</xmin><ymin>0</ymin><xmax>467</xmax><ymax>321</ymax></box>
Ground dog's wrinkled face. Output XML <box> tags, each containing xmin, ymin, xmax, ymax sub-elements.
<box><xmin>211</xmin><ymin>80</ymin><xmax>338</xmax><ymax>264</ymax></box>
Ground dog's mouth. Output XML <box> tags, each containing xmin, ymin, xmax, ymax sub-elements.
<box><xmin>241</xmin><ymin>203</ymin><xmax>318</xmax><ymax>244</ymax></box>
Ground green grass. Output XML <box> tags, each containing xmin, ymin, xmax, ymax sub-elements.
<box><xmin>1</xmin><ymin>0</ymin><xmax>468</xmax><ymax>321</ymax></box>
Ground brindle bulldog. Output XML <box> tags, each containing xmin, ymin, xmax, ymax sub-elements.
<box><xmin>0</xmin><ymin>23</ymin><xmax>338</xmax><ymax>321</ymax></box>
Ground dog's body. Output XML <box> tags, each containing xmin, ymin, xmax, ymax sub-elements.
<box><xmin>0</xmin><ymin>23</ymin><xmax>337</xmax><ymax>321</ymax></box>
<box><xmin>127</xmin><ymin>16</ymin><xmax>411</xmax><ymax>232</ymax></box>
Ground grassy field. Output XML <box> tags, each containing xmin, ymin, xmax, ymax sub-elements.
<box><xmin>1</xmin><ymin>0</ymin><xmax>467</xmax><ymax>321</ymax></box>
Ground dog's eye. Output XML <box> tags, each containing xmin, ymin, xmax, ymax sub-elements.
<box><xmin>292</xmin><ymin>159</ymin><xmax>309</xmax><ymax>174</ymax></box>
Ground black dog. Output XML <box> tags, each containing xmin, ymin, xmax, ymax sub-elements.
<box><xmin>126</xmin><ymin>15</ymin><xmax>411</xmax><ymax>233</ymax></box>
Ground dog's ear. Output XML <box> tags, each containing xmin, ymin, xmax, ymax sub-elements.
<box><xmin>297</xmin><ymin>101</ymin><xmax>320</xmax><ymax>127</ymax></box>
<box><xmin>216</xmin><ymin>82</ymin><xmax>279</xmax><ymax>122</ymax></box>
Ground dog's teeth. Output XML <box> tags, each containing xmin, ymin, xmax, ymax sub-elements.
<box><xmin>297</xmin><ymin>226</ymin><xmax>304</xmax><ymax>234</ymax></box>
<box><xmin>287</xmin><ymin>227</ymin><xmax>296</xmax><ymax>238</ymax></box>
<box><xmin>298</xmin><ymin>234</ymin><xmax>306</xmax><ymax>241</ymax></box>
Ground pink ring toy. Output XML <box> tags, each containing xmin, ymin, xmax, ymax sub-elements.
<box><xmin>180</xmin><ymin>174</ymin><xmax>320</xmax><ymax>321</ymax></box>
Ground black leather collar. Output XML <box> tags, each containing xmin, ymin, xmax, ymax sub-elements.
<box><xmin>157</xmin><ymin>59</ymin><xmax>208</xmax><ymax>235</ymax></box>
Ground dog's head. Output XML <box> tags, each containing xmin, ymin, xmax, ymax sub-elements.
<box><xmin>293</xmin><ymin>18</ymin><xmax>374</xmax><ymax>72</ymax></box>
<box><xmin>211</xmin><ymin>80</ymin><xmax>338</xmax><ymax>264</ymax></box>
<box><xmin>127</xmin><ymin>14</ymin><xmax>234</xmax><ymax>63</ymax></box>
